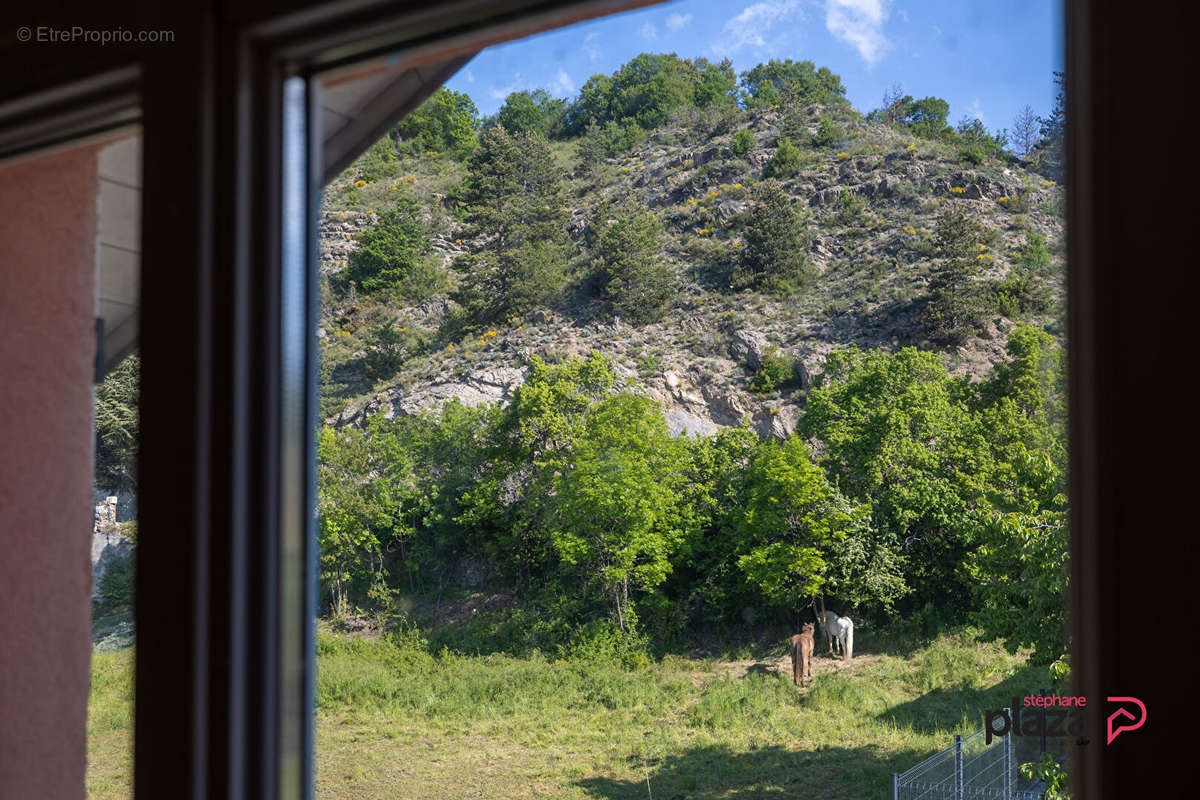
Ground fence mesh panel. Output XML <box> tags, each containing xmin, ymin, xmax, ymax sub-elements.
<box><xmin>893</xmin><ymin>712</ymin><xmax>1054</xmax><ymax>800</ymax></box>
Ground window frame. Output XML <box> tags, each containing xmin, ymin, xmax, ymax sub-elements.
<box><xmin>0</xmin><ymin>0</ymin><xmax>1181</xmax><ymax>796</ymax></box>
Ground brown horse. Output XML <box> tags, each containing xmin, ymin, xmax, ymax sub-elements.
<box><xmin>791</xmin><ymin>622</ymin><xmax>815</xmax><ymax>687</ymax></box>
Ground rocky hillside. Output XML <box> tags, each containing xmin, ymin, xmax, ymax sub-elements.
<box><xmin>317</xmin><ymin>100</ymin><xmax>1065</xmax><ymax>439</ymax></box>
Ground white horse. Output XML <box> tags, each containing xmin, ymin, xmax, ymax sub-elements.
<box><xmin>814</xmin><ymin>597</ymin><xmax>854</xmax><ymax>661</ymax></box>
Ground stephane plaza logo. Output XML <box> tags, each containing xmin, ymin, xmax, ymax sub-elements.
<box><xmin>984</xmin><ymin>694</ymin><xmax>1148</xmax><ymax>745</ymax></box>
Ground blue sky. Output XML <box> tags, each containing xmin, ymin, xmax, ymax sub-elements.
<box><xmin>443</xmin><ymin>0</ymin><xmax>1063</xmax><ymax>135</ymax></box>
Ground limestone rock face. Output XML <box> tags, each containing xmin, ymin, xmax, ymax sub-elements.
<box><xmin>757</xmin><ymin>404</ymin><xmax>801</xmax><ymax>440</ymax></box>
<box><xmin>729</xmin><ymin>329</ymin><xmax>769</xmax><ymax>370</ymax></box>
<box><xmin>665</xmin><ymin>409</ymin><xmax>721</xmax><ymax>438</ymax></box>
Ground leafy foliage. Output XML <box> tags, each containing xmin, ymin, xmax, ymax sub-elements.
<box><xmin>739</xmin><ymin>59</ymin><xmax>847</xmax><ymax>108</ymax></box>
<box><xmin>1036</xmin><ymin>72</ymin><xmax>1066</xmax><ymax>181</ymax></box>
<box><xmin>921</xmin><ymin>209</ymin><xmax>989</xmax><ymax>345</ymax></box>
<box><xmin>391</xmin><ymin>87</ymin><xmax>479</xmax><ymax>156</ymax></box>
<box><xmin>762</xmin><ymin>136</ymin><xmax>803</xmax><ymax>179</ymax></box>
<box><xmin>731</xmin><ymin>128</ymin><xmax>753</xmax><ymax>156</ymax></box>
<box><xmin>95</xmin><ymin>354</ymin><xmax>139</xmax><ymax>493</ymax></box>
<box><xmin>454</xmin><ymin>127</ymin><xmax>569</xmax><ymax>322</ymax></box>
<box><xmin>342</xmin><ymin>198</ymin><xmax>435</xmax><ymax>298</ymax></box>
<box><xmin>734</xmin><ymin>180</ymin><xmax>811</xmax><ymax>294</ymax></box>
<box><xmin>547</xmin><ymin>393</ymin><xmax>692</xmax><ymax>630</ymax></box>
<box><xmin>812</xmin><ymin>116</ymin><xmax>843</xmax><ymax>148</ymax></box>
<box><xmin>495</xmin><ymin>89</ymin><xmax>567</xmax><ymax>138</ymax></box>
<box><xmin>591</xmin><ymin>202</ymin><xmax>675</xmax><ymax>324</ymax></box>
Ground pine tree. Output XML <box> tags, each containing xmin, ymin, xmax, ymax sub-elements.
<box><xmin>734</xmin><ymin>180</ymin><xmax>810</xmax><ymax>294</ymax></box>
<box><xmin>456</xmin><ymin>127</ymin><xmax>569</xmax><ymax>321</ymax></box>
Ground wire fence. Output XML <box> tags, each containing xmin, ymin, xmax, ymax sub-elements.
<box><xmin>892</xmin><ymin>710</ymin><xmax>1051</xmax><ymax>800</ymax></box>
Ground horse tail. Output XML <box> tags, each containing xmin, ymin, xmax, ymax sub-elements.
<box><xmin>844</xmin><ymin>621</ymin><xmax>854</xmax><ymax>660</ymax></box>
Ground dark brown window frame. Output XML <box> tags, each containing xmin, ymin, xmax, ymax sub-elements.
<box><xmin>1</xmin><ymin>0</ymin><xmax>1192</xmax><ymax>796</ymax></box>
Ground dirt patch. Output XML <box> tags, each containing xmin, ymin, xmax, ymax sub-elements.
<box><xmin>702</xmin><ymin>649</ymin><xmax>885</xmax><ymax>686</ymax></box>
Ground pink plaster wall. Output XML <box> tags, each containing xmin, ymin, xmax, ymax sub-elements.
<box><xmin>0</xmin><ymin>145</ymin><xmax>101</xmax><ymax>798</ymax></box>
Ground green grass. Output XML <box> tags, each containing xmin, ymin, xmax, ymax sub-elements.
<box><xmin>86</xmin><ymin>628</ymin><xmax>1049</xmax><ymax>799</ymax></box>
<box><xmin>87</xmin><ymin>649</ymin><xmax>134</xmax><ymax>798</ymax></box>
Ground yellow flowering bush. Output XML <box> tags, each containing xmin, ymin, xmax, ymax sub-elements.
<box><xmin>951</xmin><ymin>187</ymin><xmax>965</xmax><ymax>195</ymax></box>
<box><xmin>354</xmin><ymin>180</ymin><xmax>367</xmax><ymax>188</ymax></box>
<box><xmin>836</xmin><ymin>152</ymin><xmax>850</xmax><ymax>160</ymax></box>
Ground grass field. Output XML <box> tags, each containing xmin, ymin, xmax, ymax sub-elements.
<box><xmin>87</xmin><ymin>626</ymin><xmax>1050</xmax><ymax>799</ymax></box>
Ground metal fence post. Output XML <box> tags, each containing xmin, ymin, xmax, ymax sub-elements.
<box><xmin>1004</xmin><ymin>708</ymin><xmax>1013</xmax><ymax>798</ymax></box>
<box><xmin>892</xmin><ymin>771</ymin><xmax>899</xmax><ymax>800</ymax></box>
<box><xmin>954</xmin><ymin>734</ymin><xmax>964</xmax><ymax>800</ymax></box>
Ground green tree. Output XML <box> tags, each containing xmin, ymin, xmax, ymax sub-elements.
<box><xmin>903</xmin><ymin>96</ymin><xmax>953</xmax><ymax>140</ymax></box>
<box><xmin>739</xmin><ymin>59</ymin><xmax>847</xmax><ymax>108</ymax></box>
<box><xmin>391</xmin><ymin>87</ymin><xmax>479</xmax><ymax>156</ymax></box>
<box><xmin>496</xmin><ymin>89</ymin><xmax>567</xmax><ymax>138</ymax></box>
<box><xmin>591</xmin><ymin>203</ymin><xmax>675</xmax><ymax>324</ymax></box>
<box><xmin>800</xmin><ymin>347</ymin><xmax>995</xmax><ymax>610</ymax></box>
<box><xmin>342</xmin><ymin>197</ymin><xmax>434</xmax><ymax>298</ymax></box>
<box><xmin>812</xmin><ymin>115</ymin><xmax>843</xmax><ymax>148</ymax></box>
<box><xmin>455</xmin><ymin>126</ymin><xmax>569</xmax><ymax>321</ymax></box>
<box><xmin>546</xmin><ymin>393</ymin><xmax>691</xmax><ymax>631</ymax></box>
<box><xmin>316</xmin><ymin>422</ymin><xmax>415</xmax><ymax>615</ymax></box>
<box><xmin>734</xmin><ymin>180</ymin><xmax>811</xmax><ymax>294</ymax></box>
<box><xmin>763</xmin><ymin>136</ymin><xmax>803</xmax><ymax>179</ymax></box>
<box><xmin>735</xmin><ymin>437</ymin><xmax>903</xmax><ymax>613</ymax></box>
<box><xmin>95</xmin><ymin>354</ymin><xmax>139</xmax><ymax>493</ymax></box>
<box><xmin>693</xmin><ymin>57</ymin><xmax>738</xmax><ymax>108</ymax></box>
<box><xmin>504</xmin><ymin>350</ymin><xmax>617</xmax><ymax>458</ymax></box>
<box><xmin>955</xmin><ymin>116</ymin><xmax>1008</xmax><ymax>163</ymax></box>
<box><xmin>921</xmin><ymin>209</ymin><xmax>989</xmax><ymax>345</ymax></box>
<box><xmin>731</xmin><ymin>128</ymin><xmax>753</xmax><ymax>156</ymax></box>
<box><xmin>1036</xmin><ymin>72</ymin><xmax>1066</xmax><ymax>181</ymax></box>
<box><xmin>567</xmin><ymin>53</ymin><xmax>701</xmax><ymax>133</ymax></box>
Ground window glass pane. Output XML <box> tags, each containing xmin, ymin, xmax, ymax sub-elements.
<box><xmin>89</xmin><ymin>130</ymin><xmax>141</xmax><ymax>800</ymax></box>
<box><xmin>312</xmin><ymin>2</ymin><xmax>1068</xmax><ymax>796</ymax></box>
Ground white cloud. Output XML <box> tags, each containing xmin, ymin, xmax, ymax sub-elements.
<box><xmin>825</xmin><ymin>0</ymin><xmax>891</xmax><ymax>65</ymax></box>
<box><xmin>550</xmin><ymin>69</ymin><xmax>575</xmax><ymax>96</ymax></box>
<box><xmin>969</xmin><ymin>97</ymin><xmax>985</xmax><ymax>123</ymax></box>
<box><xmin>463</xmin><ymin>69</ymin><xmax>475</xmax><ymax>83</ymax></box>
<box><xmin>489</xmin><ymin>69</ymin><xmax>575</xmax><ymax>102</ymax></box>
<box><xmin>584</xmin><ymin>32</ymin><xmax>602</xmax><ymax>63</ymax></box>
<box><xmin>931</xmin><ymin>24</ymin><xmax>942</xmax><ymax>39</ymax></box>
<box><xmin>666</xmin><ymin>12</ymin><xmax>693</xmax><ymax>31</ymax></box>
<box><xmin>641</xmin><ymin>22</ymin><xmax>658</xmax><ymax>40</ymax></box>
<box><xmin>714</xmin><ymin>1</ymin><xmax>803</xmax><ymax>55</ymax></box>
<box><xmin>897</xmin><ymin>8</ymin><xmax>909</xmax><ymax>23</ymax></box>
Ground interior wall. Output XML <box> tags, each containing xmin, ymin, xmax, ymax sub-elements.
<box><xmin>0</xmin><ymin>144</ymin><xmax>100</xmax><ymax>798</ymax></box>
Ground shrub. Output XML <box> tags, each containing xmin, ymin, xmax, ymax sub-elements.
<box><xmin>831</xmin><ymin>188</ymin><xmax>864</xmax><ymax>227</ymax></box>
<box><xmin>749</xmin><ymin>346</ymin><xmax>795</xmax><ymax>395</ymax></box>
<box><xmin>354</xmin><ymin>137</ymin><xmax>402</xmax><ymax>183</ymax></box>
<box><xmin>364</xmin><ymin>319</ymin><xmax>424</xmax><ymax>381</ymax></box>
<box><xmin>733</xmin><ymin>180</ymin><xmax>811</xmax><ymax>294</ymax></box>
<box><xmin>763</xmin><ymin>136</ymin><xmax>803</xmax><ymax>179</ymax></box>
<box><xmin>812</xmin><ymin>115</ymin><xmax>843</xmax><ymax>148</ymax></box>
<box><xmin>991</xmin><ymin>271</ymin><xmax>1051</xmax><ymax>317</ymax></box>
<box><xmin>342</xmin><ymin>198</ymin><xmax>433</xmax><ymax>297</ymax></box>
<box><xmin>1014</xmin><ymin>230</ymin><xmax>1052</xmax><ymax>272</ymax></box>
<box><xmin>592</xmin><ymin>204</ymin><xmax>675</xmax><ymax>324</ymax></box>
<box><xmin>731</xmin><ymin>128</ymin><xmax>753</xmax><ymax>156</ymax></box>
<box><xmin>97</xmin><ymin>555</ymin><xmax>134</xmax><ymax>612</ymax></box>
<box><xmin>960</xmin><ymin>147</ymin><xmax>985</xmax><ymax>165</ymax></box>
<box><xmin>391</xmin><ymin>87</ymin><xmax>479</xmax><ymax>157</ymax></box>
